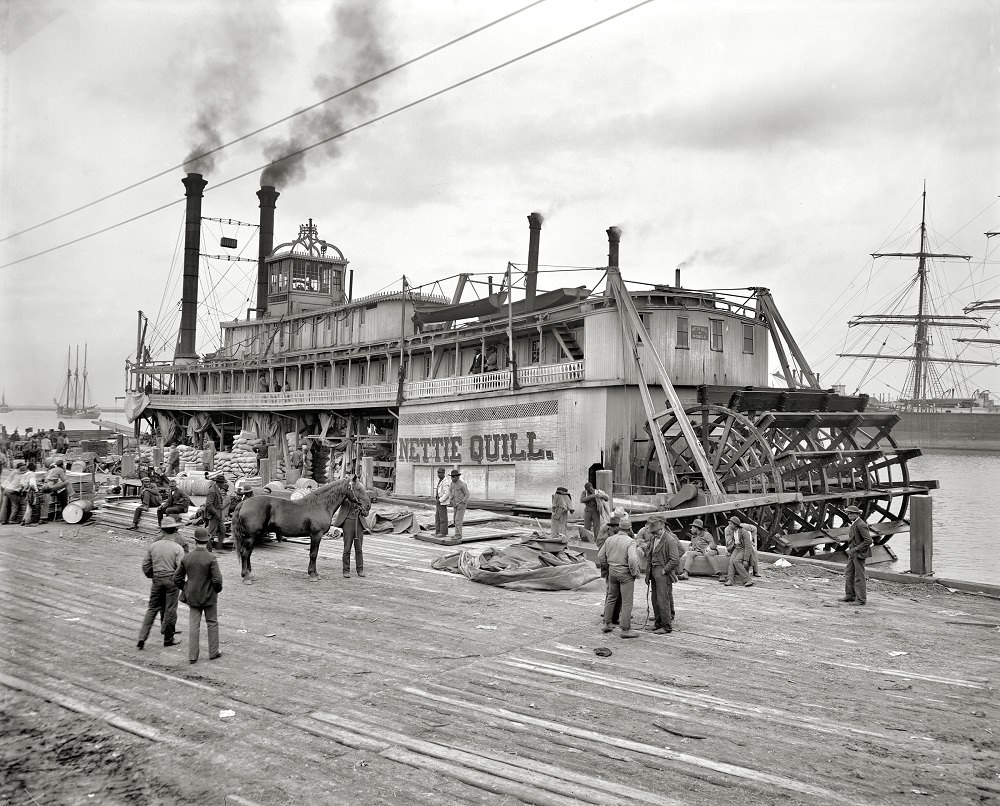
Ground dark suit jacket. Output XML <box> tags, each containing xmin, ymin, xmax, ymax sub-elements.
<box><xmin>847</xmin><ymin>518</ymin><xmax>873</xmax><ymax>558</ymax></box>
<box><xmin>174</xmin><ymin>545</ymin><xmax>223</xmax><ymax>607</ymax></box>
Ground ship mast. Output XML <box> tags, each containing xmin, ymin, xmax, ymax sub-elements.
<box><xmin>64</xmin><ymin>347</ymin><xmax>72</xmax><ymax>410</ymax></box>
<box><xmin>838</xmin><ymin>185</ymin><xmax>992</xmax><ymax>405</ymax></box>
<box><xmin>73</xmin><ymin>345</ymin><xmax>80</xmax><ymax>411</ymax></box>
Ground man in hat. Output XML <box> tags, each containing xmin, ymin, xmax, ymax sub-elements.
<box><xmin>342</xmin><ymin>475</ymin><xmax>367</xmax><ymax>579</ymax></box>
<box><xmin>174</xmin><ymin>527</ymin><xmax>223</xmax><ymax>663</ymax></box>
<box><xmin>0</xmin><ymin>461</ymin><xmax>28</xmax><ymax>524</ymax></box>
<box><xmin>40</xmin><ymin>458</ymin><xmax>69</xmax><ymax>523</ymax></box>
<box><xmin>204</xmin><ymin>473</ymin><xmax>226</xmax><ymax>549</ymax></box>
<box><xmin>128</xmin><ymin>478</ymin><xmax>162</xmax><ymax>531</ymax></box>
<box><xmin>136</xmin><ymin>516</ymin><xmax>186</xmax><ymax>649</ymax></box>
<box><xmin>550</xmin><ymin>486</ymin><xmax>574</xmax><ymax>538</ymax></box>
<box><xmin>447</xmin><ymin>469</ymin><xmax>470</xmax><ymax>539</ymax></box>
<box><xmin>596</xmin><ymin>515</ymin><xmax>623</xmax><ymax>625</ymax></box>
<box><xmin>841</xmin><ymin>505</ymin><xmax>873</xmax><ymax>605</ymax></box>
<box><xmin>639</xmin><ymin>515</ymin><xmax>680</xmax><ymax>634</ymax></box>
<box><xmin>157</xmin><ymin>478</ymin><xmax>193</xmax><ymax>527</ymax></box>
<box><xmin>433</xmin><ymin>467</ymin><xmax>451</xmax><ymax>537</ymax></box>
<box><xmin>678</xmin><ymin>518</ymin><xmax>720</xmax><ymax>580</ymax></box>
<box><xmin>167</xmin><ymin>445</ymin><xmax>180</xmax><ymax>475</ymax></box>
<box><xmin>598</xmin><ymin>515</ymin><xmax>640</xmax><ymax>638</ymax></box>
<box><xmin>579</xmin><ymin>481</ymin><xmax>609</xmax><ymax>539</ymax></box>
<box><xmin>723</xmin><ymin>515</ymin><xmax>755</xmax><ymax>587</ymax></box>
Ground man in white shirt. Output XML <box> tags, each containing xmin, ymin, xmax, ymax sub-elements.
<box><xmin>434</xmin><ymin>467</ymin><xmax>450</xmax><ymax>537</ymax></box>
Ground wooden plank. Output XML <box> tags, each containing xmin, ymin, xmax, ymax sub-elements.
<box><xmin>413</xmin><ymin>525</ymin><xmax>526</xmax><ymax>546</ymax></box>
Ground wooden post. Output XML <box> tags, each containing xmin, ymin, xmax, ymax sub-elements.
<box><xmin>909</xmin><ymin>495</ymin><xmax>933</xmax><ymax>576</ymax></box>
<box><xmin>260</xmin><ymin>457</ymin><xmax>272</xmax><ymax>486</ymax></box>
<box><xmin>122</xmin><ymin>454</ymin><xmax>136</xmax><ymax>478</ymax></box>
<box><xmin>360</xmin><ymin>456</ymin><xmax>374</xmax><ymax>489</ymax></box>
<box><xmin>596</xmin><ymin>469</ymin><xmax>614</xmax><ymax>509</ymax></box>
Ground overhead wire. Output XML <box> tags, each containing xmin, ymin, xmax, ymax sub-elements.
<box><xmin>0</xmin><ymin>0</ymin><xmax>656</xmax><ymax>271</ymax></box>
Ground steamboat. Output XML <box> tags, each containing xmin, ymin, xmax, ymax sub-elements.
<box><xmin>128</xmin><ymin>174</ymin><xmax>934</xmax><ymax>561</ymax></box>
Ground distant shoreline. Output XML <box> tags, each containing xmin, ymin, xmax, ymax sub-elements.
<box><xmin>1</xmin><ymin>407</ymin><xmax>125</xmax><ymax>412</ymax></box>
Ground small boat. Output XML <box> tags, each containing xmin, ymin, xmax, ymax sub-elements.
<box><xmin>55</xmin><ymin>344</ymin><xmax>102</xmax><ymax>419</ymax></box>
<box><xmin>0</xmin><ymin>390</ymin><xmax>10</xmax><ymax>413</ymax></box>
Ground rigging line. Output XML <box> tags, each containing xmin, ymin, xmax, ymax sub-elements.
<box><xmin>2</xmin><ymin>6</ymin><xmax>655</xmax><ymax>273</ymax></box>
<box><xmin>0</xmin><ymin>0</ymin><xmax>553</xmax><ymax>244</ymax></box>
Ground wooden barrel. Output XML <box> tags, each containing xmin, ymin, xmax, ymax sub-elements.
<box><xmin>63</xmin><ymin>499</ymin><xmax>96</xmax><ymax>524</ymax></box>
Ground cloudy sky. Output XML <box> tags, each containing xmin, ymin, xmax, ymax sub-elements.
<box><xmin>1</xmin><ymin>0</ymin><xmax>998</xmax><ymax>408</ymax></box>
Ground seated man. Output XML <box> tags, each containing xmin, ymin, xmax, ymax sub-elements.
<box><xmin>678</xmin><ymin>518</ymin><xmax>721</xmax><ymax>580</ymax></box>
<box><xmin>128</xmin><ymin>478</ymin><xmax>162</xmax><ymax>531</ymax></box>
<box><xmin>157</xmin><ymin>479</ymin><xmax>193</xmax><ymax>526</ymax></box>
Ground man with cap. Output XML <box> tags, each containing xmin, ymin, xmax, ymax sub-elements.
<box><xmin>579</xmin><ymin>481</ymin><xmax>608</xmax><ymax>539</ymax></box>
<box><xmin>204</xmin><ymin>473</ymin><xmax>227</xmax><ymax>549</ymax></box>
<box><xmin>678</xmin><ymin>518</ymin><xmax>721</xmax><ymax>580</ymax></box>
<box><xmin>342</xmin><ymin>475</ymin><xmax>367</xmax><ymax>579</ymax></box>
<box><xmin>39</xmin><ymin>458</ymin><xmax>68</xmax><ymax>523</ymax></box>
<box><xmin>136</xmin><ymin>517</ymin><xmax>186</xmax><ymax>649</ymax></box>
<box><xmin>174</xmin><ymin>527</ymin><xmax>223</xmax><ymax>663</ymax></box>
<box><xmin>723</xmin><ymin>515</ymin><xmax>755</xmax><ymax>587</ymax></box>
<box><xmin>638</xmin><ymin>515</ymin><xmax>681</xmax><ymax>634</ymax></box>
<box><xmin>447</xmin><ymin>469</ymin><xmax>470</xmax><ymax>539</ymax></box>
<box><xmin>157</xmin><ymin>478</ymin><xmax>193</xmax><ymax>527</ymax></box>
<box><xmin>128</xmin><ymin>478</ymin><xmax>162</xmax><ymax>531</ymax></box>
<box><xmin>841</xmin><ymin>505</ymin><xmax>873</xmax><ymax>605</ymax></box>
<box><xmin>550</xmin><ymin>486</ymin><xmax>574</xmax><ymax>538</ymax></box>
<box><xmin>0</xmin><ymin>461</ymin><xmax>28</xmax><ymax>524</ymax></box>
<box><xmin>598</xmin><ymin>514</ymin><xmax>641</xmax><ymax>638</ymax></box>
<box><xmin>596</xmin><ymin>515</ymin><xmax>623</xmax><ymax>625</ymax></box>
<box><xmin>433</xmin><ymin>467</ymin><xmax>450</xmax><ymax>537</ymax></box>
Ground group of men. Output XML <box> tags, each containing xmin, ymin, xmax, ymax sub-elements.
<box><xmin>0</xmin><ymin>458</ymin><xmax>69</xmax><ymax>525</ymax></box>
<box><xmin>128</xmin><ymin>473</ymin><xmax>229</xmax><ymax>547</ymax></box>
<box><xmin>136</xmin><ymin>518</ymin><xmax>224</xmax><ymax>663</ymax></box>
<box><xmin>595</xmin><ymin>505</ymin><xmax>875</xmax><ymax>637</ymax></box>
<box><xmin>0</xmin><ymin>428</ymin><xmax>69</xmax><ymax>466</ymax></box>
<box><xmin>433</xmin><ymin>467</ymin><xmax>470</xmax><ymax>539</ymax></box>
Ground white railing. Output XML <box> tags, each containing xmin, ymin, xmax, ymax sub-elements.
<box><xmin>148</xmin><ymin>360</ymin><xmax>584</xmax><ymax>410</ymax></box>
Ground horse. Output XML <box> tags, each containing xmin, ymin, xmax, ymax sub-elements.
<box><xmin>231</xmin><ymin>478</ymin><xmax>371</xmax><ymax>583</ymax></box>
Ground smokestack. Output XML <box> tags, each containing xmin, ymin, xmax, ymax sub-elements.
<box><xmin>675</xmin><ymin>267</ymin><xmax>682</xmax><ymax>287</ymax></box>
<box><xmin>256</xmin><ymin>185</ymin><xmax>280</xmax><ymax>317</ymax></box>
<box><xmin>525</xmin><ymin>212</ymin><xmax>543</xmax><ymax>312</ymax></box>
<box><xmin>607</xmin><ymin>226</ymin><xmax>621</xmax><ymax>270</ymax></box>
<box><xmin>175</xmin><ymin>173</ymin><xmax>208</xmax><ymax>360</ymax></box>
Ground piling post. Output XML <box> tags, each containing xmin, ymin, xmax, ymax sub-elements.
<box><xmin>596</xmin><ymin>469</ymin><xmax>614</xmax><ymax>510</ymax></box>
<box><xmin>360</xmin><ymin>456</ymin><xmax>375</xmax><ymax>489</ymax></box>
<box><xmin>909</xmin><ymin>495</ymin><xmax>933</xmax><ymax>576</ymax></box>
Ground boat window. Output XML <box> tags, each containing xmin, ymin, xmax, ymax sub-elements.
<box><xmin>530</xmin><ymin>338</ymin><xmax>540</xmax><ymax>364</ymax></box>
<box><xmin>742</xmin><ymin>323</ymin><xmax>754</xmax><ymax>354</ymax></box>
<box><xmin>358</xmin><ymin>363</ymin><xmax>368</xmax><ymax>385</ymax></box>
<box><xmin>710</xmin><ymin>319</ymin><xmax>724</xmax><ymax>351</ymax></box>
<box><xmin>676</xmin><ymin>316</ymin><xmax>689</xmax><ymax>349</ymax></box>
<box><xmin>338</xmin><ymin>366</ymin><xmax>347</xmax><ymax>386</ymax></box>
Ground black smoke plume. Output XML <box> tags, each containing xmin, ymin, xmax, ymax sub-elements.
<box><xmin>260</xmin><ymin>0</ymin><xmax>391</xmax><ymax>187</ymax></box>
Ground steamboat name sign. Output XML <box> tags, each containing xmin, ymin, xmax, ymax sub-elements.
<box><xmin>396</xmin><ymin>432</ymin><xmax>554</xmax><ymax>464</ymax></box>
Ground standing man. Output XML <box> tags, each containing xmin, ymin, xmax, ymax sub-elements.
<box><xmin>204</xmin><ymin>474</ymin><xmax>226</xmax><ymax>549</ymax></box>
<box><xmin>550</xmin><ymin>486</ymin><xmax>574</xmax><ymax>538</ymax></box>
<box><xmin>0</xmin><ymin>461</ymin><xmax>28</xmax><ymax>524</ymax></box>
<box><xmin>173</xmin><ymin>527</ymin><xmax>223</xmax><ymax>664</ymax></box>
<box><xmin>128</xmin><ymin>478</ymin><xmax>162</xmax><ymax>531</ymax></box>
<box><xmin>40</xmin><ymin>458</ymin><xmax>68</xmax><ymax>523</ymax></box>
<box><xmin>841</xmin><ymin>505</ymin><xmax>873</xmax><ymax>606</ymax></box>
<box><xmin>598</xmin><ymin>516</ymin><xmax>640</xmax><ymax>638</ymax></box>
<box><xmin>433</xmin><ymin>467</ymin><xmax>450</xmax><ymax>537</ymax></box>
<box><xmin>157</xmin><ymin>478</ymin><xmax>193</xmax><ymax>526</ymax></box>
<box><xmin>596</xmin><ymin>515</ymin><xmax>622</xmax><ymax>626</ymax></box>
<box><xmin>40</xmin><ymin>432</ymin><xmax>52</xmax><ymax>457</ymax></box>
<box><xmin>579</xmin><ymin>482</ymin><xmax>607</xmax><ymax>539</ymax></box>
<box><xmin>287</xmin><ymin>444</ymin><xmax>303</xmax><ymax>485</ymax></box>
<box><xmin>678</xmin><ymin>518</ymin><xmax>720</xmax><ymax>580</ymax></box>
<box><xmin>136</xmin><ymin>521</ymin><xmax>185</xmax><ymax>649</ymax></box>
<box><xmin>641</xmin><ymin>515</ymin><xmax>681</xmax><ymax>634</ymax></box>
<box><xmin>342</xmin><ymin>477</ymin><xmax>367</xmax><ymax>579</ymax></box>
<box><xmin>723</xmin><ymin>515</ymin><xmax>755</xmax><ymax>587</ymax></box>
<box><xmin>447</xmin><ymin>469</ymin><xmax>470</xmax><ymax>540</ymax></box>
<box><xmin>167</xmin><ymin>445</ymin><xmax>180</xmax><ymax>475</ymax></box>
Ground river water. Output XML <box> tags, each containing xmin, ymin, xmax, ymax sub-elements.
<box><xmin>0</xmin><ymin>412</ymin><xmax>994</xmax><ymax>584</ymax></box>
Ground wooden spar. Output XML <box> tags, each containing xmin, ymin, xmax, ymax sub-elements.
<box><xmin>755</xmin><ymin>290</ymin><xmax>821</xmax><ymax>388</ymax></box>
<box><xmin>506</xmin><ymin>263</ymin><xmax>518</xmax><ymax>390</ymax></box>
<box><xmin>607</xmin><ymin>267</ymin><xmax>722</xmax><ymax>495</ymax></box>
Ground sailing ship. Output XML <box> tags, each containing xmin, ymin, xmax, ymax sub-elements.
<box><xmin>126</xmin><ymin>173</ymin><xmax>935</xmax><ymax>561</ymax></box>
<box><xmin>55</xmin><ymin>345</ymin><xmax>102</xmax><ymax>419</ymax></box>
<box><xmin>835</xmin><ymin>186</ymin><xmax>1000</xmax><ymax>449</ymax></box>
<box><xmin>0</xmin><ymin>390</ymin><xmax>10</xmax><ymax>413</ymax></box>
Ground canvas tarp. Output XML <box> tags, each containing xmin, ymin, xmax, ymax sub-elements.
<box><xmin>431</xmin><ymin>536</ymin><xmax>600</xmax><ymax>591</ymax></box>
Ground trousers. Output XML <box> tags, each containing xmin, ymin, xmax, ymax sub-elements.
<box><xmin>138</xmin><ymin>576</ymin><xmax>180</xmax><ymax>642</ymax></box>
<box><xmin>649</xmin><ymin>567</ymin><xmax>675</xmax><ymax>628</ymax></box>
<box><xmin>845</xmin><ymin>554</ymin><xmax>867</xmax><ymax>603</ymax></box>
<box><xmin>342</xmin><ymin>514</ymin><xmax>364</xmax><ymax>573</ymax></box>
<box><xmin>603</xmin><ymin>570</ymin><xmax>635</xmax><ymax>631</ymax></box>
<box><xmin>157</xmin><ymin>504</ymin><xmax>187</xmax><ymax>525</ymax></box>
<box><xmin>434</xmin><ymin>501</ymin><xmax>448</xmax><ymax>535</ymax></box>
<box><xmin>600</xmin><ymin>566</ymin><xmax>622</xmax><ymax>623</ymax></box>
<box><xmin>188</xmin><ymin>603</ymin><xmax>220</xmax><ymax>662</ymax></box>
<box><xmin>0</xmin><ymin>489</ymin><xmax>22</xmax><ymax>524</ymax></box>
<box><xmin>453</xmin><ymin>504</ymin><xmax>466</xmax><ymax>538</ymax></box>
<box><xmin>726</xmin><ymin>549</ymin><xmax>753</xmax><ymax>584</ymax></box>
<box><xmin>583</xmin><ymin>508</ymin><xmax>600</xmax><ymax>537</ymax></box>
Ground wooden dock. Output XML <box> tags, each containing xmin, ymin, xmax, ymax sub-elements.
<box><xmin>1</xmin><ymin>522</ymin><xmax>997</xmax><ymax>805</ymax></box>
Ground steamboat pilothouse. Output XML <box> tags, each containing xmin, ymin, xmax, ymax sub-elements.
<box><xmin>128</xmin><ymin>173</ymin><xmax>933</xmax><ymax>559</ymax></box>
